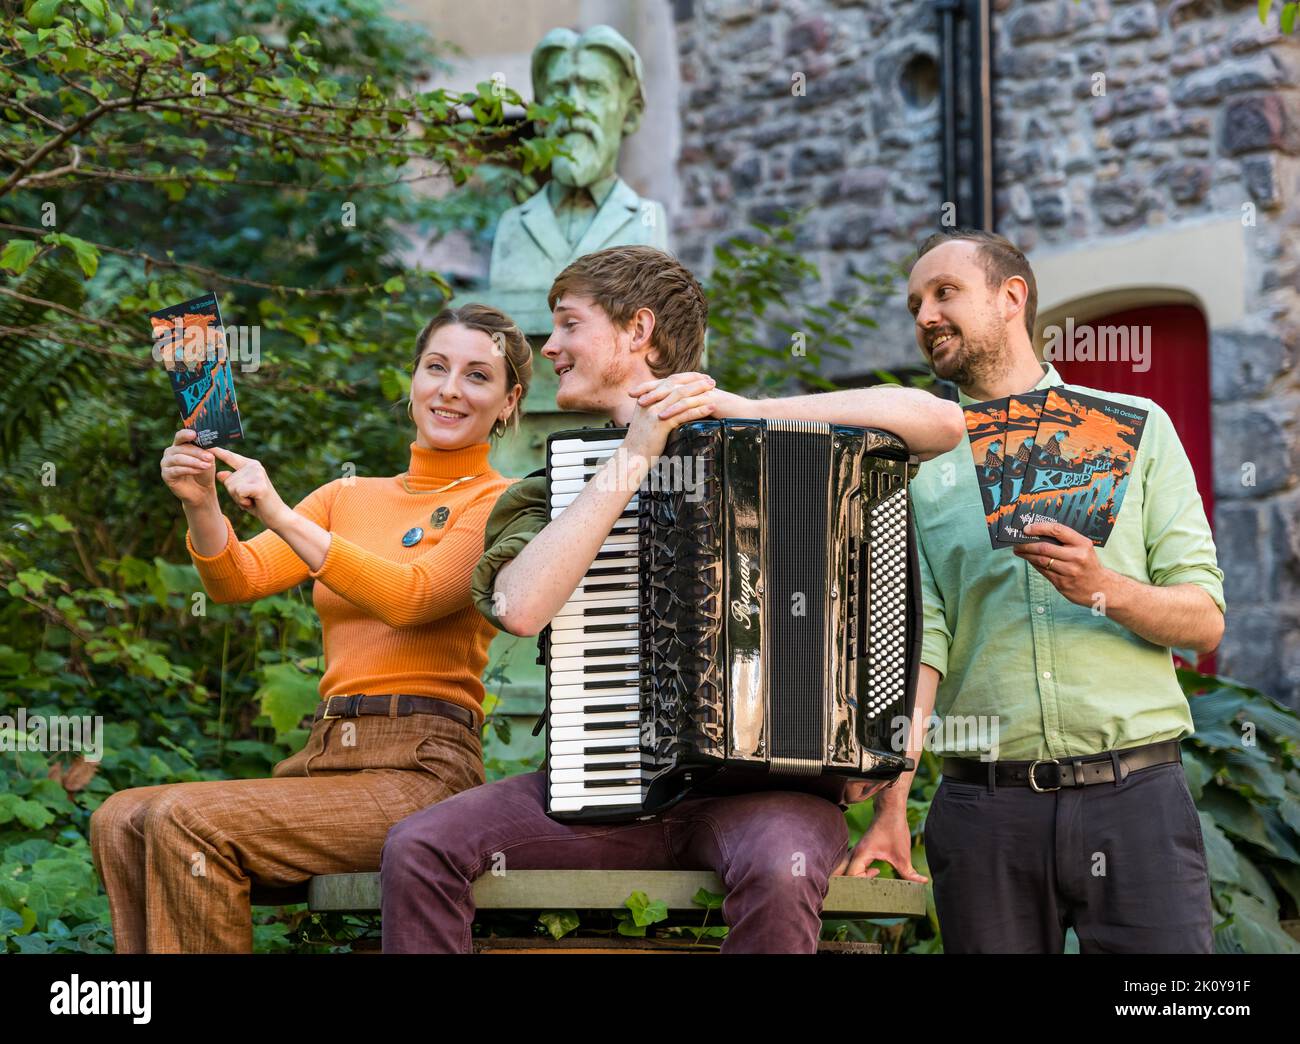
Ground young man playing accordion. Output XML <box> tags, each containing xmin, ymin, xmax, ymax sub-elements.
<box><xmin>380</xmin><ymin>245</ymin><xmax>964</xmax><ymax>953</ymax></box>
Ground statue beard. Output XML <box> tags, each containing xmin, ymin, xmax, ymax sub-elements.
<box><xmin>550</xmin><ymin>126</ymin><xmax>611</xmax><ymax>187</ymax></box>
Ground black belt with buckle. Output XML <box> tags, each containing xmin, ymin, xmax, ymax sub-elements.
<box><xmin>942</xmin><ymin>739</ymin><xmax>1182</xmax><ymax>792</ymax></box>
<box><xmin>313</xmin><ymin>693</ymin><xmax>477</xmax><ymax>732</ymax></box>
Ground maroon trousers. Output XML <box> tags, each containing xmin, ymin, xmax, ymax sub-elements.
<box><xmin>380</xmin><ymin>770</ymin><xmax>850</xmax><ymax>953</ymax></box>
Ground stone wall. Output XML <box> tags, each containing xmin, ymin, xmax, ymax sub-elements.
<box><xmin>671</xmin><ymin>0</ymin><xmax>1300</xmax><ymax>706</ymax></box>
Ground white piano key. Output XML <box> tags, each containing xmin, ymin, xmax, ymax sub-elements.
<box><xmin>550</xmin><ymin>725</ymin><xmax>638</xmax><ymax>744</ymax></box>
<box><xmin>581</xmin><ymin>555</ymin><xmax>638</xmax><ymax>572</ymax></box>
<box><xmin>547</xmin><ymin>626</ymin><xmax>638</xmax><ymax>647</ymax></box>
<box><xmin>549</xmin><ymin>650</ymin><xmax>638</xmax><ymax>669</ymax></box>
<box><xmin>562</xmin><ymin>584</ymin><xmax>638</xmax><ymax>604</ymax></box>
<box><xmin>550</xmin><ymin>508</ymin><xmax>639</xmax><ymax>527</ymax></box>
<box><xmin>549</xmin><ymin>711</ymin><xmax>639</xmax><ymax>730</ymax></box>
<box><xmin>550</xmin><ymin>685</ymin><xmax>638</xmax><ymax>703</ymax></box>
<box><xmin>550</xmin><ymin>753</ymin><xmax>642</xmax><ymax>769</ymax></box>
<box><xmin>548</xmin><ymin>698</ymin><xmax>640</xmax><ymax>716</ymax></box>
<box><xmin>550</xmin><ymin>736</ymin><xmax>641</xmax><ymax>756</ymax></box>
<box><xmin>549</xmin><ymin>793</ymin><xmax>645</xmax><ymax>811</ymax></box>
<box><xmin>549</xmin><ymin>464</ymin><xmax>608</xmax><ymax>482</ymax></box>
<box><xmin>549</xmin><ymin>781</ymin><xmax>642</xmax><ymax>798</ymax></box>
<box><xmin>551</xmin><ymin>764</ymin><xmax>642</xmax><ymax>780</ymax></box>
<box><xmin>549</xmin><ymin>437</ymin><xmax>624</xmax><ymax>455</ymax></box>
<box><xmin>548</xmin><ymin>676</ymin><xmax>639</xmax><ymax>691</ymax></box>
<box><xmin>552</xmin><ymin>609</ymin><xmax>638</xmax><ymax>628</ymax></box>
<box><xmin>550</xmin><ymin>496</ymin><xmax>640</xmax><ymax>515</ymax></box>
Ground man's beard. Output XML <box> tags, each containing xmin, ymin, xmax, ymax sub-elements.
<box><xmin>928</xmin><ymin>325</ymin><xmax>1009</xmax><ymax>389</ymax></box>
<box><xmin>555</xmin><ymin>345</ymin><xmax>635</xmax><ymax>413</ymax></box>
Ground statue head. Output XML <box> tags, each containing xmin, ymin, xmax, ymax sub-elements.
<box><xmin>531</xmin><ymin>25</ymin><xmax>646</xmax><ymax>190</ymax></box>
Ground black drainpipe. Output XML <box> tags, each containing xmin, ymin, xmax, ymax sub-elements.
<box><xmin>936</xmin><ymin>0</ymin><xmax>995</xmax><ymax>231</ymax></box>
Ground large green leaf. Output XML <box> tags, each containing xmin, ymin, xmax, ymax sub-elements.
<box><xmin>1182</xmin><ymin>748</ymin><xmax>1210</xmax><ymax>800</ymax></box>
<box><xmin>1234</xmin><ymin>851</ymin><xmax>1278</xmax><ymax>913</ymax></box>
<box><xmin>1199</xmin><ymin>786</ymin><xmax>1275</xmax><ymax>853</ymax></box>
<box><xmin>1239</xmin><ymin>697</ymin><xmax>1300</xmax><ymax>748</ymax></box>
<box><xmin>1199</xmin><ymin>812</ymin><xmax>1240</xmax><ymax>886</ymax></box>
<box><xmin>1223</xmin><ymin>749</ymin><xmax>1287</xmax><ymax>800</ymax></box>
<box><xmin>255</xmin><ymin>662</ymin><xmax>321</xmax><ymax>737</ymax></box>
<box><xmin>1222</xmin><ymin>892</ymin><xmax>1300</xmax><ymax>954</ymax></box>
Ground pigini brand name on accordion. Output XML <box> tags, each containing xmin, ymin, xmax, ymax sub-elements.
<box><xmin>729</xmin><ymin>550</ymin><xmax>761</xmax><ymax>628</ymax></box>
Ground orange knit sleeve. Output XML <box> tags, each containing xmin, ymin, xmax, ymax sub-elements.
<box><xmin>307</xmin><ymin>485</ymin><xmax>502</xmax><ymax>629</ymax></box>
<box><xmin>186</xmin><ymin>481</ymin><xmax>338</xmax><ymax>604</ymax></box>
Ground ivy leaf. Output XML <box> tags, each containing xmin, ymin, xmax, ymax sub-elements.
<box><xmin>691</xmin><ymin>887</ymin><xmax>725</xmax><ymax>910</ymax></box>
<box><xmin>538</xmin><ymin>910</ymin><xmax>579</xmax><ymax>940</ymax></box>
<box><xmin>624</xmin><ymin>890</ymin><xmax>668</xmax><ymax>927</ymax></box>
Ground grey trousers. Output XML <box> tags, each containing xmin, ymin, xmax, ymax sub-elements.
<box><xmin>925</xmin><ymin>757</ymin><xmax>1214</xmax><ymax>953</ymax></box>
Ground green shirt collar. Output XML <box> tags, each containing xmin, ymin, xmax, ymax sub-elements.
<box><xmin>956</xmin><ymin>360</ymin><xmax>1064</xmax><ymax>407</ymax></box>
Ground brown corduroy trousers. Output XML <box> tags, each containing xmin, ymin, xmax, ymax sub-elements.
<box><xmin>89</xmin><ymin>708</ymin><xmax>484</xmax><ymax>953</ymax></box>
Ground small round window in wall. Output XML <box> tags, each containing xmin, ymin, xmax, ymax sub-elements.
<box><xmin>899</xmin><ymin>52</ymin><xmax>939</xmax><ymax>110</ymax></box>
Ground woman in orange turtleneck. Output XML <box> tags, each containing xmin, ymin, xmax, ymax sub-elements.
<box><xmin>89</xmin><ymin>304</ymin><xmax>533</xmax><ymax>953</ymax></box>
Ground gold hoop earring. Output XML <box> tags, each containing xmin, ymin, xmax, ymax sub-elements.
<box><xmin>492</xmin><ymin>418</ymin><xmax>507</xmax><ymax>438</ymax></box>
<box><xmin>406</xmin><ymin>398</ymin><xmax>414</xmax><ymax>420</ymax></box>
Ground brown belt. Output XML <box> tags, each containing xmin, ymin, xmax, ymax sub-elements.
<box><xmin>312</xmin><ymin>693</ymin><xmax>477</xmax><ymax>732</ymax></box>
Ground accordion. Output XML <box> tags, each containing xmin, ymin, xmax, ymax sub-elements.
<box><xmin>542</xmin><ymin>419</ymin><xmax>922</xmax><ymax>823</ymax></box>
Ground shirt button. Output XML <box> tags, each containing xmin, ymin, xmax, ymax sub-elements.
<box><xmin>1042</xmin><ymin>671</ymin><xmax>1052</xmax><ymax>680</ymax></box>
<box><xmin>1036</xmin><ymin>606</ymin><xmax>1045</xmax><ymax>615</ymax></box>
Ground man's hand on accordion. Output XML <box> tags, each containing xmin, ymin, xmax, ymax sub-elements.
<box><xmin>625</xmin><ymin>372</ymin><xmax>727</xmax><ymax>458</ymax></box>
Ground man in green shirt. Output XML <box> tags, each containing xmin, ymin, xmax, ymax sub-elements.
<box><xmin>843</xmin><ymin>229</ymin><xmax>1225</xmax><ymax>953</ymax></box>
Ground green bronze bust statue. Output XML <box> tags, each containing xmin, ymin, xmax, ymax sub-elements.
<box><xmin>486</xmin><ymin>25</ymin><xmax>669</xmax><ymax>332</ymax></box>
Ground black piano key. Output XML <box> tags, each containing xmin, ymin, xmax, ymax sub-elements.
<box><xmin>582</xmin><ymin>744</ymin><xmax>638</xmax><ymax>755</ymax></box>
<box><xmin>582</xmin><ymin>702</ymin><xmax>639</xmax><ymax>713</ymax></box>
<box><xmin>588</xmin><ymin>778</ymin><xmax>641</xmax><ymax>789</ymax></box>
<box><xmin>581</xmin><ymin>581</ymin><xmax>638</xmax><ymax>594</ymax></box>
<box><xmin>583</xmin><ymin>662</ymin><xmax>637</xmax><ymax>674</ymax></box>
<box><xmin>584</xmin><ymin>605</ymin><xmax>635</xmax><ymax>617</ymax></box>
<box><xmin>588</xmin><ymin>622</ymin><xmax>639</xmax><ymax>634</ymax></box>
<box><xmin>584</xmin><ymin>679</ymin><xmax>637</xmax><ymax>691</ymax></box>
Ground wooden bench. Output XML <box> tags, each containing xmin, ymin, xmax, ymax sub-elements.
<box><xmin>277</xmin><ymin>870</ymin><xmax>927</xmax><ymax>953</ymax></box>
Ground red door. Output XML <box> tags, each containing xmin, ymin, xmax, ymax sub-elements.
<box><xmin>1053</xmin><ymin>304</ymin><xmax>1216</xmax><ymax>673</ymax></box>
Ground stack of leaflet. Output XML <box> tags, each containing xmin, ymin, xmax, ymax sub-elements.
<box><xmin>962</xmin><ymin>387</ymin><xmax>1149</xmax><ymax>548</ymax></box>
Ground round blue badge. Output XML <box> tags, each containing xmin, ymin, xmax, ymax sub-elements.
<box><xmin>401</xmin><ymin>526</ymin><xmax>423</xmax><ymax>547</ymax></box>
